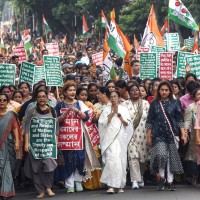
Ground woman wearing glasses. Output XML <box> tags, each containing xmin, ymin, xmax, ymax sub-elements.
<box><xmin>99</xmin><ymin>90</ymin><xmax>133</xmax><ymax>193</ymax></box>
<box><xmin>24</xmin><ymin>89</ymin><xmax>58</xmax><ymax>198</ymax></box>
<box><xmin>0</xmin><ymin>93</ymin><xmax>20</xmax><ymax>199</ymax></box>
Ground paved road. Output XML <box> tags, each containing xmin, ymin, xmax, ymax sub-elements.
<box><xmin>14</xmin><ymin>185</ymin><xmax>200</xmax><ymax>200</ymax></box>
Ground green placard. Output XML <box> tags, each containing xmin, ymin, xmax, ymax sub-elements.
<box><xmin>140</xmin><ymin>53</ymin><xmax>157</xmax><ymax>79</ymax></box>
<box><xmin>44</xmin><ymin>55</ymin><xmax>63</xmax><ymax>86</ymax></box>
<box><xmin>166</xmin><ymin>33</ymin><xmax>180</xmax><ymax>51</ymax></box>
<box><xmin>150</xmin><ymin>46</ymin><xmax>166</xmax><ymax>53</ymax></box>
<box><xmin>150</xmin><ymin>46</ymin><xmax>166</xmax><ymax>69</ymax></box>
<box><xmin>177</xmin><ymin>51</ymin><xmax>194</xmax><ymax>77</ymax></box>
<box><xmin>186</xmin><ymin>55</ymin><xmax>200</xmax><ymax>79</ymax></box>
<box><xmin>19</xmin><ymin>62</ymin><xmax>35</xmax><ymax>85</ymax></box>
<box><xmin>33</xmin><ymin>66</ymin><xmax>45</xmax><ymax>84</ymax></box>
<box><xmin>29</xmin><ymin>117</ymin><xmax>57</xmax><ymax>159</ymax></box>
<box><xmin>184</xmin><ymin>38</ymin><xmax>194</xmax><ymax>50</ymax></box>
<box><xmin>0</xmin><ymin>64</ymin><xmax>16</xmax><ymax>87</ymax></box>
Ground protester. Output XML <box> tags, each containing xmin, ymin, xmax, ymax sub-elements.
<box><xmin>0</xmin><ymin>93</ymin><xmax>20</xmax><ymax>199</ymax></box>
<box><xmin>24</xmin><ymin>89</ymin><xmax>58</xmax><ymax>198</ymax></box>
<box><xmin>123</xmin><ymin>84</ymin><xmax>150</xmax><ymax>189</ymax></box>
<box><xmin>54</xmin><ymin>81</ymin><xmax>89</xmax><ymax>193</ymax></box>
<box><xmin>99</xmin><ymin>90</ymin><xmax>133</xmax><ymax>193</ymax></box>
<box><xmin>12</xmin><ymin>90</ymin><xmax>24</xmax><ymax>104</ymax></box>
<box><xmin>76</xmin><ymin>87</ymin><xmax>102</xmax><ymax>189</ymax></box>
<box><xmin>146</xmin><ymin>81</ymin><xmax>188</xmax><ymax>191</ymax></box>
<box><xmin>105</xmin><ymin>80</ymin><xmax>115</xmax><ymax>92</ymax></box>
<box><xmin>184</xmin><ymin>88</ymin><xmax>200</xmax><ymax>185</ymax></box>
<box><xmin>0</xmin><ymin>85</ymin><xmax>21</xmax><ymax>112</ymax></box>
<box><xmin>18</xmin><ymin>82</ymin><xmax>31</xmax><ymax>103</ymax></box>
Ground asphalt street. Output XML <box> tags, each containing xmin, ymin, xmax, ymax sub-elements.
<box><xmin>14</xmin><ymin>185</ymin><xmax>200</xmax><ymax>200</ymax></box>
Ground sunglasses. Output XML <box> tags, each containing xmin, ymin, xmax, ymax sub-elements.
<box><xmin>0</xmin><ymin>99</ymin><xmax>7</xmax><ymax>103</ymax></box>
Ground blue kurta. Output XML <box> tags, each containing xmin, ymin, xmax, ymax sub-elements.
<box><xmin>146</xmin><ymin>99</ymin><xmax>184</xmax><ymax>174</ymax></box>
<box><xmin>54</xmin><ymin>101</ymin><xmax>89</xmax><ymax>180</ymax></box>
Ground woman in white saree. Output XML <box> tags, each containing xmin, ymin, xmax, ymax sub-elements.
<box><xmin>99</xmin><ymin>90</ymin><xmax>133</xmax><ymax>193</ymax></box>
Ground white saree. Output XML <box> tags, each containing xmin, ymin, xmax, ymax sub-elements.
<box><xmin>99</xmin><ymin>105</ymin><xmax>133</xmax><ymax>188</ymax></box>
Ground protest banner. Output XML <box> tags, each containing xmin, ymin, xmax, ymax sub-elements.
<box><xmin>85</xmin><ymin>106</ymin><xmax>100</xmax><ymax>147</ymax></box>
<box><xmin>0</xmin><ymin>64</ymin><xmax>16</xmax><ymax>87</ymax></box>
<box><xmin>92</xmin><ymin>51</ymin><xmax>103</xmax><ymax>66</ymax></box>
<box><xmin>184</xmin><ymin>38</ymin><xmax>194</xmax><ymax>50</ymax></box>
<box><xmin>177</xmin><ymin>51</ymin><xmax>194</xmax><ymax>77</ymax></box>
<box><xmin>45</xmin><ymin>43</ymin><xmax>59</xmax><ymax>56</ymax></box>
<box><xmin>33</xmin><ymin>66</ymin><xmax>45</xmax><ymax>84</ymax></box>
<box><xmin>140</xmin><ymin>53</ymin><xmax>157</xmax><ymax>79</ymax></box>
<box><xmin>44</xmin><ymin>55</ymin><xmax>63</xmax><ymax>86</ymax></box>
<box><xmin>29</xmin><ymin>117</ymin><xmax>57</xmax><ymax>159</ymax></box>
<box><xmin>13</xmin><ymin>46</ymin><xmax>27</xmax><ymax>63</ymax></box>
<box><xmin>150</xmin><ymin>46</ymin><xmax>166</xmax><ymax>69</ymax></box>
<box><xmin>136</xmin><ymin>47</ymin><xmax>149</xmax><ymax>60</ymax></box>
<box><xmin>58</xmin><ymin>108</ymin><xmax>83</xmax><ymax>150</ymax></box>
<box><xmin>159</xmin><ymin>52</ymin><xmax>173</xmax><ymax>80</ymax></box>
<box><xmin>165</xmin><ymin>33</ymin><xmax>180</xmax><ymax>51</ymax></box>
<box><xmin>19</xmin><ymin>62</ymin><xmax>35</xmax><ymax>85</ymax></box>
<box><xmin>150</xmin><ymin>46</ymin><xmax>166</xmax><ymax>52</ymax></box>
<box><xmin>186</xmin><ymin>55</ymin><xmax>200</xmax><ymax>79</ymax></box>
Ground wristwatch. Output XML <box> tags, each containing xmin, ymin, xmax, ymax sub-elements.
<box><xmin>117</xmin><ymin>113</ymin><xmax>122</xmax><ymax>118</ymax></box>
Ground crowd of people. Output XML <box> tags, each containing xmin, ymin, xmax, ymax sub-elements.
<box><xmin>0</xmin><ymin>31</ymin><xmax>200</xmax><ymax>200</ymax></box>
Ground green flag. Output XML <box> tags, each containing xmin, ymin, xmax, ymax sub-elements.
<box><xmin>168</xmin><ymin>0</ymin><xmax>198</xmax><ymax>31</ymax></box>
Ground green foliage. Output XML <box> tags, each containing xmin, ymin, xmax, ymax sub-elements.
<box><xmin>7</xmin><ymin>0</ymin><xmax>199</xmax><ymax>41</ymax></box>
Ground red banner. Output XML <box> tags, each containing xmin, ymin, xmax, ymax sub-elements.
<box><xmin>159</xmin><ymin>52</ymin><xmax>173</xmax><ymax>80</ymax></box>
<box><xmin>45</xmin><ymin>43</ymin><xmax>59</xmax><ymax>56</ymax></box>
<box><xmin>13</xmin><ymin>46</ymin><xmax>27</xmax><ymax>63</ymax></box>
<box><xmin>92</xmin><ymin>52</ymin><xmax>103</xmax><ymax>66</ymax></box>
<box><xmin>136</xmin><ymin>47</ymin><xmax>149</xmax><ymax>60</ymax></box>
<box><xmin>58</xmin><ymin>108</ymin><xmax>83</xmax><ymax>150</ymax></box>
<box><xmin>85</xmin><ymin>106</ymin><xmax>100</xmax><ymax>147</ymax></box>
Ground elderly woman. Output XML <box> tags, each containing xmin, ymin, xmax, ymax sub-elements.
<box><xmin>99</xmin><ymin>90</ymin><xmax>133</xmax><ymax>193</ymax></box>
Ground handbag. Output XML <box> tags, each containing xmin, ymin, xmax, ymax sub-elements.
<box><xmin>56</xmin><ymin>150</ymin><xmax>65</xmax><ymax>166</ymax></box>
<box><xmin>159</xmin><ymin>101</ymin><xmax>179</xmax><ymax>148</ymax></box>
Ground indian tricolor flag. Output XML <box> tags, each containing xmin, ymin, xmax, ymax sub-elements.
<box><xmin>160</xmin><ymin>18</ymin><xmax>170</xmax><ymax>37</ymax></box>
<box><xmin>141</xmin><ymin>5</ymin><xmax>164</xmax><ymax>47</ymax></box>
<box><xmin>102</xmin><ymin>40</ymin><xmax>117</xmax><ymax>84</ymax></box>
<box><xmin>134</xmin><ymin>34</ymin><xmax>140</xmax><ymax>49</ymax></box>
<box><xmin>108</xmin><ymin>11</ymin><xmax>132</xmax><ymax>58</ymax></box>
<box><xmin>191</xmin><ymin>34</ymin><xmax>198</xmax><ymax>54</ymax></box>
<box><xmin>43</xmin><ymin>15</ymin><xmax>51</xmax><ymax>34</ymax></box>
<box><xmin>168</xmin><ymin>0</ymin><xmax>198</xmax><ymax>31</ymax></box>
<box><xmin>82</xmin><ymin>15</ymin><xmax>89</xmax><ymax>34</ymax></box>
<box><xmin>101</xmin><ymin>10</ymin><xmax>109</xmax><ymax>28</ymax></box>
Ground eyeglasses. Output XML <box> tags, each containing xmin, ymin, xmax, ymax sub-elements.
<box><xmin>0</xmin><ymin>99</ymin><xmax>7</xmax><ymax>102</ymax></box>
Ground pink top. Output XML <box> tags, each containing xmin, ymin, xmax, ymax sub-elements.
<box><xmin>180</xmin><ymin>94</ymin><xmax>194</xmax><ymax>111</ymax></box>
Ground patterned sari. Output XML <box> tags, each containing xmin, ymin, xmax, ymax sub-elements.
<box><xmin>0</xmin><ymin>111</ymin><xmax>19</xmax><ymax>197</ymax></box>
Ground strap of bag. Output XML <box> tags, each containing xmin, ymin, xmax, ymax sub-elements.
<box><xmin>159</xmin><ymin>101</ymin><xmax>179</xmax><ymax>141</ymax></box>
